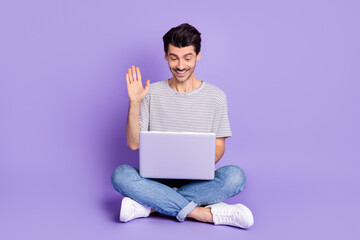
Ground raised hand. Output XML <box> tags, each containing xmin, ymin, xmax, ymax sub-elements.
<box><xmin>126</xmin><ymin>66</ymin><xmax>150</xmax><ymax>104</ymax></box>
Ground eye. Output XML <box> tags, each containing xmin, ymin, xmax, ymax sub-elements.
<box><xmin>171</xmin><ymin>58</ymin><xmax>177</xmax><ymax>61</ymax></box>
<box><xmin>185</xmin><ymin>58</ymin><xmax>191</xmax><ymax>61</ymax></box>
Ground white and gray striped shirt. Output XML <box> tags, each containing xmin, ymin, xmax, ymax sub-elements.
<box><xmin>139</xmin><ymin>79</ymin><xmax>232</xmax><ymax>138</ymax></box>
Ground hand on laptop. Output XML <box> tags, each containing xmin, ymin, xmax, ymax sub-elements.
<box><xmin>126</xmin><ymin>65</ymin><xmax>150</xmax><ymax>104</ymax></box>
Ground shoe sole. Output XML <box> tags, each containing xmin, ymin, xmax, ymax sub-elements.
<box><xmin>119</xmin><ymin>197</ymin><xmax>132</xmax><ymax>222</ymax></box>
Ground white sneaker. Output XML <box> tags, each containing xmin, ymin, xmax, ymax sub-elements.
<box><xmin>205</xmin><ymin>202</ymin><xmax>254</xmax><ymax>229</ymax></box>
<box><xmin>119</xmin><ymin>197</ymin><xmax>151</xmax><ymax>222</ymax></box>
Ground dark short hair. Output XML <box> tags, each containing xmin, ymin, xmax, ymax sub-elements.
<box><xmin>163</xmin><ymin>23</ymin><xmax>201</xmax><ymax>55</ymax></box>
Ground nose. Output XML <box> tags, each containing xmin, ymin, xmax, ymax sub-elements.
<box><xmin>177</xmin><ymin>59</ymin><xmax>184</xmax><ymax>70</ymax></box>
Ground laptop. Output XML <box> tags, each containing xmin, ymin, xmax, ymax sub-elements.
<box><xmin>139</xmin><ymin>131</ymin><xmax>216</xmax><ymax>180</ymax></box>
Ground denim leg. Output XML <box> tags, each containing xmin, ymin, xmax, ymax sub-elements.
<box><xmin>176</xmin><ymin>165</ymin><xmax>246</xmax><ymax>206</ymax></box>
<box><xmin>111</xmin><ymin>165</ymin><xmax>198</xmax><ymax>221</ymax></box>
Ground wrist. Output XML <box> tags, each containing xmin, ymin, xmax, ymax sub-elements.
<box><xmin>129</xmin><ymin>100</ymin><xmax>142</xmax><ymax>105</ymax></box>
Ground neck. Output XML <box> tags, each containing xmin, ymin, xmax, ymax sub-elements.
<box><xmin>169</xmin><ymin>75</ymin><xmax>202</xmax><ymax>93</ymax></box>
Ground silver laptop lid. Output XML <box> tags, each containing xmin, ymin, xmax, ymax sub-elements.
<box><xmin>139</xmin><ymin>131</ymin><xmax>215</xmax><ymax>180</ymax></box>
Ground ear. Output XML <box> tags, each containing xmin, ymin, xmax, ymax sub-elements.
<box><xmin>196</xmin><ymin>51</ymin><xmax>201</xmax><ymax>61</ymax></box>
<box><xmin>164</xmin><ymin>51</ymin><xmax>168</xmax><ymax>61</ymax></box>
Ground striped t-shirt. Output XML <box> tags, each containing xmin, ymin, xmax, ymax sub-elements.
<box><xmin>139</xmin><ymin>79</ymin><xmax>232</xmax><ymax>138</ymax></box>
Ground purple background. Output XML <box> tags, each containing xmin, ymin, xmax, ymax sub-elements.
<box><xmin>1</xmin><ymin>0</ymin><xmax>359</xmax><ymax>239</ymax></box>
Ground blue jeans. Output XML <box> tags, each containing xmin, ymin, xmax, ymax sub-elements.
<box><xmin>111</xmin><ymin>164</ymin><xmax>246</xmax><ymax>222</ymax></box>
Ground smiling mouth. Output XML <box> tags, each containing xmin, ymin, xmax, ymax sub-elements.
<box><xmin>174</xmin><ymin>69</ymin><xmax>188</xmax><ymax>76</ymax></box>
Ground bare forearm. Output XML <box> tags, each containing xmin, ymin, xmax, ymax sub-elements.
<box><xmin>126</xmin><ymin>101</ymin><xmax>141</xmax><ymax>150</ymax></box>
<box><xmin>215</xmin><ymin>137</ymin><xmax>226</xmax><ymax>164</ymax></box>
<box><xmin>215</xmin><ymin>145</ymin><xmax>225</xmax><ymax>163</ymax></box>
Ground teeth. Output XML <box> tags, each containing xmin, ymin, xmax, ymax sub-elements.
<box><xmin>176</xmin><ymin>70</ymin><xmax>186</xmax><ymax>74</ymax></box>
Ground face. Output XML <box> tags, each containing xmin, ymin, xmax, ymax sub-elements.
<box><xmin>165</xmin><ymin>44</ymin><xmax>201</xmax><ymax>82</ymax></box>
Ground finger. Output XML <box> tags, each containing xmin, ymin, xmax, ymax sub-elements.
<box><xmin>128</xmin><ymin>68</ymin><xmax>133</xmax><ymax>82</ymax></box>
<box><xmin>126</xmin><ymin>73</ymin><xmax>130</xmax><ymax>86</ymax></box>
<box><xmin>136</xmin><ymin>67</ymin><xmax>142</xmax><ymax>83</ymax></box>
<box><xmin>145</xmin><ymin>79</ymin><xmax>150</xmax><ymax>91</ymax></box>
<box><xmin>131</xmin><ymin>65</ymin><xmax>137</xmax><ymax>81</ymax></box>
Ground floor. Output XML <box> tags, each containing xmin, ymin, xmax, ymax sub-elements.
<box><xmin>2</xmin><ymin>160</ymin><xmax>359</xmax><ymax>240</ymax></box>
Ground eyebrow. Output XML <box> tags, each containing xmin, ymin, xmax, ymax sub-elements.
<box><xmin>169</xmin><ymin>53</ymin><xmax>194</xmax><ymax>58</ymax></box>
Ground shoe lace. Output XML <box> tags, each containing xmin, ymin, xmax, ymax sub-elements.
<box><xmin>216</xmin><ymin>208</ymin><xmax>245</xmax><ymax>224</ymax></box>
<box><xmin>217</xmin><ymin>211</ymin><xmax>236</xmax><ymax>223</ymax></box>
<box><xmin>132</xmin><ymin>202</ymin><xmax>149</xmax><ymax>217</ymax></box>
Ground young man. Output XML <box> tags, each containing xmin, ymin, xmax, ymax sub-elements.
<box><xmin>111</xmin><ymin>23</ymin><xmax>254</xmax><ymax>229</ymax></box>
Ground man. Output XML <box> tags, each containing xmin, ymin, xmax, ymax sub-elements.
<box><xmin>111</xmin><ymin>23</ymin><xmax>254</xmax><ymax>229</ymax></box>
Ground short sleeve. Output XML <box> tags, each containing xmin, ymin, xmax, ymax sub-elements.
<box><xmin>212</xmin><ymin>94</ymin><xmax>232</xmax><ymax>138</ymax></box>
<box><xmin>139</xmin><ymin>93</ymin><xmax>150</xmax><ymax>131</ymax></box>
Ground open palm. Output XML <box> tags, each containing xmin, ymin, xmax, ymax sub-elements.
<box><xmin>126</xmin><ymin>66</ymin><xmax>150</xmax><ymax>103</ymax></box>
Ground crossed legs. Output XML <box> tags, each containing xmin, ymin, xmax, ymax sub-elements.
<box><xmin>111</xmin><ymin>164</ymin><xmax>246</xmax><ymax>222</ymax></box>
